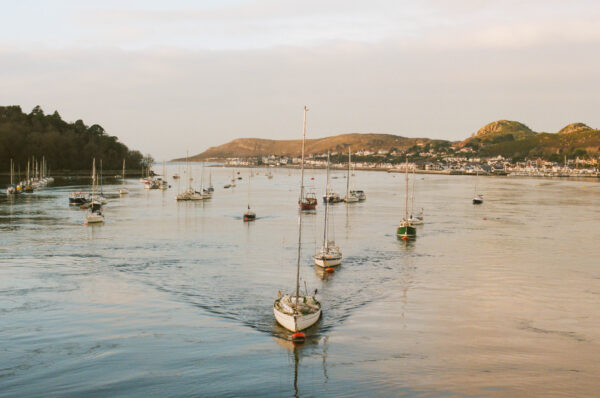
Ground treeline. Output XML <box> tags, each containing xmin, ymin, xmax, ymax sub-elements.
<box><xmin>0</xmin><ymin>105</ymin><xmax>151</xmax><ymax>171</ymax></box>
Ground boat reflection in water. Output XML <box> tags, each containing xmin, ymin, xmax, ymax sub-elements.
<box><xmin>273</xmin><ymin>333</ymin><xmax>329</xmax><ymax>398</ymax></box>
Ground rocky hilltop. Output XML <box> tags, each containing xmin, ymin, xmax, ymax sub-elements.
<box><xmin>176</xmin><ymin>120</ymin><xmax>600</xmax><ymax>162</ymax></box>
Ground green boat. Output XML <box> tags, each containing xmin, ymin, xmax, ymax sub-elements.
<box><xmin>397</xmin><ymin>159</ymin><xmax>416</xmax><ymax>240</ymax></box>
<box><xmin>397</xmin><ymin>222</ymin><xmax>416</xmax><ymax>238</ymax></box>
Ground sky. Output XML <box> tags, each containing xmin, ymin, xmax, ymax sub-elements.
<box><xmin>1</xmin><ymin>0</ymin><xmax>599</xmax><ymax>160</ymax></box>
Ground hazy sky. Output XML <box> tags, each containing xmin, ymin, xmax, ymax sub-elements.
<box><xmin>1</xmin><ymin>1</ymin><xmax>599</xmax><ymax>159</ymax></box>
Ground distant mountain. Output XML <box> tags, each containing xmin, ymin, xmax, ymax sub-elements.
<box><xmin>177</xmin><ymin>133</ymin><xmax>443</xmax><ymax>161</ymax></box>
<box><xmin>474</xmin><ymin>121</ymin><xmax>600</xmax><ymax>161</ymax></box>
<box><xmin>175</xmin><ymin>119</ymin><xmax>600</xmax><ymax>163</ymax></box>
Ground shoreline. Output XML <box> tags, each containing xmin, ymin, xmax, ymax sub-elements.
<box><xmin>206</xmin><ymin>163</ymin><xmax>600</xmax><ymax>179</ymax></box>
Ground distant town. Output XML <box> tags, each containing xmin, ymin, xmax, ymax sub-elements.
<box><xmin>223</xmin><ymin>145</ymin><xmax>600</xmax><ymax>178</ymax></box>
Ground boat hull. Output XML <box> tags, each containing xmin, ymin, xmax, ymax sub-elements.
<box><xmin>299</xmin><ymin>199</ymin><xmax>317</xmax><ymax>211</ymax></box>
<box><xmin>86</xmin><ymin>214</ymin><xmax>104</xmax><ymax>223</ymax></box>
<box><xmin>243</xmin><ymin>211</ymin><xmax>256</xmax><ymax>222</ymax></box>
<box><xmin>473</xmin><ymin>198</ymin><xmax>483</xmax><ymax>204</ymax></box>
<box><xmin>397</xmin><ymin>225</ymin><xmax>417</xmax><ymax>238</ymax></box>
<box><xmin>314</xmin><ymin>254</ymin><xmax>342</xmax><ymax>268</ymax></box>
<box><xmin>273</xmin><ymin>306</ymin><xmax>321</xmax><ymax>332</ymax></box>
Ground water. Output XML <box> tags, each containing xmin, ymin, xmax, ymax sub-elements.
<box><xmin>1</xmin><ymin>167</ymin><xmax>599</xmax><ymax>397</ymax></box>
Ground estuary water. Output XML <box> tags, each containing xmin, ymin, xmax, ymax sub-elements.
<box><xmin>1</xmin><ymin>166</ymin><xmax>599</xmax><ymax>397</ymax></box>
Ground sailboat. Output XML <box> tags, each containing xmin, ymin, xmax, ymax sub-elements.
<box><xmin>119</xmin><ymin>159</ymin><xmax>129</xmax><ymax>195</ymax></box>
<box><xmin>274</xmin><ymin>209</ymin><xmax>322</xmax><ymax>332</ymax></box>
<box><xmin>86</xmin><ymin>159</ymin><xmax>104</xmax><ymax>224</ymax></box>
<box><xmin>5</xmin><ymin>159</ymin><xmax>18</xmax><ymax>195</ymax></box>
<box><xmin>96</xmin><ymin>160</ymin><xmax>108</xmax><ymax>204</ymax></box>
<box><xmin>199</xmin><ymin>162</ymin><xmax>212</xmax><ymax>198</ymax></box>
<box><xmin>397</xmin><ymin>159</ymin><xmax>416</xmax><ymax>240</ymax></box>
<box><xmin>344</xmin><ymin>148</ymin><xmax>359</xmax><ymax>203</ymax></box>
<box><xmin>159</xmin><ymin>161</ymin><xmax>169</xmax><ymax>190</ymax></box>
<box><xmin>408</xmin><ymin>167</ymin><xmax>424</xmax><ymax>225</ymax></box>
<box><xmin>207</xmin><ymin>171</ymin><xmax>214</xmax><ymax>192</ymax></box>
<box><xmin>243</xmin><ymin>169</ymin><xmax>256</xmax><ymax>221</ymax></box>
<box><xmin>473</xmin><ymin>169</ymin><xmax>483</xmax><ymax>204</ymax></box>
<box><xmin>176</xmin><ymin>153</ymin><xmax>203</xmax><ymax>201</ymax></box>
<box><xmin>314</xmin><ymin>152</ymin><xmax>342</xmax><ymax>268</ymax></box>
<box><xmin>298</xmin><ymin>106</ymin><xmax>317</xmax><ymax>211</ymax></box>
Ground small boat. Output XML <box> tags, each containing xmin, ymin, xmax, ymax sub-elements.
<box><xmin>352</xmin><ymin>189</ymin><xmax>366</xmax><ymax>201</ymax></box>
<box><xmin>159</xmin><ymin>162</ymin><xmax>169</xmax><ymax>190</ymax></box>
<box><xmin>86</xmin><ymin>159</ymin><xmax>104</xmax><ymax>224</ymax></box>
<box><xmin>243</xmin><ymin>169</ymin><xmax>256</xmax><ymax>221</ymax></box>
<box><xmin>224</xmin><ymin>184</ymin><xmax>232</xmax><ymax>189</ymax></box>
<box><xmin>298</xmin><ymin>106</ymin><xmax>317</xmax><ymax>211</ymax></box>
<box><xmin>322</xmin><ymin>192</ymin><xmax>342</xmax><ymax>203</ymax></box>
<box><xmin>119</xmin><ymin>159</ymin><xmax>129</xmax><ymax>195</ymax></box>
<box><xmin>315</xmin><ymin>152</ymin><xmax>342</xmax><ymax>268</ymax></box>
<box><xmin>173</xmin><ymin>174</ymin><xmax>180</xmax><ymax>180</ymax></box>
<box><xmin>69</xmin><ymin>191</ymin><xmax>90</xmax><ymax>205</ymax></box>
<box><xmin>397</xmin><ymin>160</ymin><xmax>416</xmax><ymax>240</ymax></box>
<box><xmin>473</xmin><ymin>170</ymin><xmax>483</xmax><ymax>204</ymax></box>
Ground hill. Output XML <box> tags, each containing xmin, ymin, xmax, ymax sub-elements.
<box><xmin>0</xmin><ymin>105</ymin><xmax>148</xmax><ymax>171</ymax></box>
<box><xmin>179</xmin><ymin>133</ymin><xmax>442</xmax><ymax>161</ymax></box>
<box><xmin>475</xmin><ymin>121</ymin><xmax>600</xmax><ymax>161</ymax></box>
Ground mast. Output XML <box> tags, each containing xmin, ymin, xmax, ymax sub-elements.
<box><xmin>323</xmin><ymin>151</ymin><xmax>330</xmax><ymax>250</ymax></box>
<box><xmin>299</xmin><ymin>106</ymin><xmax>308</xmax><ymax>202</ymax></box>
<box><xmin>411</xmin><ymin>166</ymin><xmax>415</xmax><ymax>216</ymax></box>
<box><xmin>247</xmin><ymin>168</ymin><xmax>251</xmax><ymax>209</ymax></box>
<box><xmin>100</xmin><ymin>159</ymin><xmax>104</xmax><ymax>195</ymax></box>
<box><xmin>122</xmin><ymin>159</ymin><xmax>126</xmax><ymax>183</ymax></box>
<box><xmin>186</xmin><ymin>151</ymin><xmax>191</xmax><ymax>190</ymax></box>
<box><xmin>404</xmin><ymin>158</ymin><xmax>409</xmax><ymax>222</ymax></box>
<box><xmin>346</xmin><ymin>147</ymin><xmax>351</xmax><ymax>198</ymax></box>
<box><xmin>10</xmin><ymin>159</ymin><xmax>13</xmax><ymax>185</ymax></box>
<box><xmin>91</xmin><ymin>158</ymin><xmax>96</xmax><ymax>202</ymax></box>
<box><xmin>295</xmin><ymin>209</ymin><xmax>303</xmax><ymax>309</ymax></box>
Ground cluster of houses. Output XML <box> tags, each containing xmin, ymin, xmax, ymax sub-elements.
<box><xmin>223</xmin><ymin>150</ymin><xmax>600</xmax><ymax>178</ymax></box>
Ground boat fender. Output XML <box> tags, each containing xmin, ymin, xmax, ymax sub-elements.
<box><xmin>291</xmin><ymin>332</ymin><xmax>306</xmax><ymax>343</ymax></box>
<box><xmin>325</xmin><ymin>267</ymin><xmax>335</xmax><ymax>273</ymax></box>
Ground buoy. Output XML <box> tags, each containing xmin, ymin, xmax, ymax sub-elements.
<box><xmin>325</xmin><ymin>267</ymin><xmax>335</xmax><ymax>273</ymax></box>
<box><xmin>402</xmin><ymin>235</ymin><xmax>409</xmax><ymax>240</ymax></box>
<box><xmin>84</xmin><ymin>221</ymin><xmax>88</xmax><ymax>226</ymax></box>
<box><xmin>483</xmin><ymin>217</ymin><xmax>487</xmax><ymax>220</ymax></box>
<box><xmin>291</xmin><ymin>332</ymin><xmax>306</xmax><ymax>343</ymax></box>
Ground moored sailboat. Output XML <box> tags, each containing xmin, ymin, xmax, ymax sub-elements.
<box><xmin>397</xmin><ymin>159</ymin><xmax>416</xmax><ymax>240</ymax></box>
<box><xmin>243</xmin><ymin>169</ymin><xmax>256</xmax><ymax>221</ymax></box>
<box><xmin>119</xmin><ymin>159</ymin><xmax>129</xmax><ymax>195</ymax></box>
<box><xmin>86</xmin><ymin>159</ymin><xmax>104</xmax><ymax>224</ymax></box>
<box><xmin>274</xmin><ymin>208</ymin><xmax>321</xmax><ymax>332</ymax></box>
<box><xmin>344</xmin><ymin>148</ymin><xmax>359</xmax><ymax>203</ymax></box>
<box><xmin>298</xmin><ymin>106</ymin><xmax>317</xmax><ymax>211</ymax></box>
<box><xmin>314</xmin><ymin>152</ymin><xmax>342</xmax><ymax>268</ymax></box>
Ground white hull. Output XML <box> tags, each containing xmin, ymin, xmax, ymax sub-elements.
<box><xmin>86</xmin><ymin>214</ymin><xmax>104</xmax><ymax>223</ymax></box>
<box><xmin>273</xmin><ymin>306</ymin><xmax>321</xmax><ymax>332</ymax></box>
<box><xmin>119</xmin><ymin>188</ymin><xmax>129</xmax><ymax>195</ymax></box>
<box><xmin>344</xmin><ymin>195</ymin><xmax>359</xmax><ymax>203</ymax></box>
<box><xmin>314</xmin><ymin>251</ymin><xmax>342</xmax><ymax>268</ymax></box>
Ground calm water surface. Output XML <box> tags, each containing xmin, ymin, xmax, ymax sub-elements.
<box><xmin>1</xmin><ymin>166</ymin><xmax>599</xmax><ymax>397</ymax></box>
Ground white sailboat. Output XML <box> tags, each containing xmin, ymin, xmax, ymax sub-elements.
<box><xmin>314</xmin><ymin>152</ymin><xmax>342</xmax><ymax>268</ymax></box>
<box><xmin>119</xmin><ymin>159</ymin><xmax>129</xmax><ymax>195</ymax></box>
<box><xmin>298</xmin><ymin>106</ymin><xmax>317</xmax><ymax>211</ymax></box>
<box><xmin>86</xmin><ymin>159</ymin><xmax>104</xmax><ymax>224</ymax></box>
<box><xmin>6</xmin><ymin>159</ymin><xmax>18</xmax><ymax>195</ymax></box>
<box><xmin>274</xmin><ymin>167</ymin><xmax>322</xmax><ymax>333</ymax></box>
